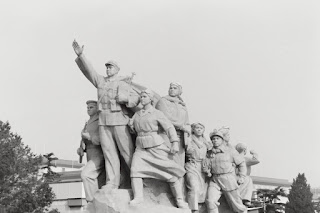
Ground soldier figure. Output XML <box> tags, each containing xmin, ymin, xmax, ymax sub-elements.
<box><xmin>72</xmin><ymin>40</ymin><xmax>140</xmax><ymax>190</ymax></box>
<box><xmin>202</xmin><ymin>129</ymin><xmax>247</xmax><ymax>213</ymax></box>
<box><xmin>77</xmin><ymin>100</ymin><xmax>105</xmax><ymax>202</ymax></box>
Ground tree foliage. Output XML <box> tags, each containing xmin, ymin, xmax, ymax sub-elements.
<box><xmin>286</xmin><ymin>173</ymin><xmax>314</xmax><ymax>213</ymax></box>
<box><xmin>256</xmin><ymin>186</ymin><xmax>287</xmax><ymax>213</ymax></box>
<box><xmin>0</xmin><ymin>121</ymin><xmax>59</xmax><ymax>213</ymax></box>
<box><xmin>257</xmin><ymin>186</ymin><xmax>287</xmax><ymax>202</ymax></box>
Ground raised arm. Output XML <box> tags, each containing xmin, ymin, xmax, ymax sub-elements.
<box><xmin>246</xmin><ymin>150</ymin><xmax>260</xmax><ymax>166</ymax></box>
<box><xmin>72</xmin><ymin>40</ymin><xmax>103</xmax><ymax>88</ymax></box>
<box><xmin>72</xmin><ymin>40</ymin><xmax>84</xmax><ymax>56</ymax></box>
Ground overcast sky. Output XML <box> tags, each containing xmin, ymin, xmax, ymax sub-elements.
<box><xmin>1</xmin><ymin>0</ymin><xmax>319</xmax><ymax>187</ymax></box>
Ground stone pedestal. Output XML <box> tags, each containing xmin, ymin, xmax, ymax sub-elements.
<box><xmin>87</xmin><ymin>178</ymin><xmax>261</xmax><ymax>213</ymax></box>
<box><xmin>88</xmin><ymin>179</ymin><xmax>190</xmax><ymax>213</ymax></box>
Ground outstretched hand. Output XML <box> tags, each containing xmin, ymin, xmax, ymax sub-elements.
<box><xmin>237</xmin><ymin>176</ymin><xmax>244</xmax><ymax>185</ymax></box>
<box><xmin>72</xmin><ymin>39</ymin><xmax>84</xmax><ymax>56</ymax></box>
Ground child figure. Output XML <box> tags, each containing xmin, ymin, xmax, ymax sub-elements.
<box><xmin>202</xmin><ymin>129</ymin><xmax>247</xmax><ymax>213</ymax></box>
<box><xmin>185</xmin><ymin>123</ymin><xmax>212</xmax><ymax>213</ymax></box>
<box><xmin>235</xmin><ymin>143</ymin><xmax>260</xmax><ymax>207</ymax></box>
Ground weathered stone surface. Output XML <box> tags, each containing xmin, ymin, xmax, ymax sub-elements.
<box><xmin>88</xmin><ymin>178</ymin><xmax>261</xmax><ymax>213</ymax></box>
<box><xmin>90</xmin><ymin>179</ymin><xmax>190</xmax><ymax>213</ymax></box>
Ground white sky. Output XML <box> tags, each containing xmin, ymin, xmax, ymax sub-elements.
<box><xmin>1</xmin><ymin>0</ymin><xmax>320</xmax><ymax>187</ymax></box>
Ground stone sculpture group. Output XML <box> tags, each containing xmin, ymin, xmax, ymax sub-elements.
<box><xmin>72</xmin><ymin>40</ymin><xmax>260</xmax><ymax>213</ymax></box>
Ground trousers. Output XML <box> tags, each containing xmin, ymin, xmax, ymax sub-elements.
<box><xmin>99</xmin><ymin>125</ymin><xmax>134</xmax><ymax>187</ymax></box>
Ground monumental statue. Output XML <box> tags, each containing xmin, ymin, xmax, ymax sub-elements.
<box><xmin>185</xmin><ymin>123</ymin><xmax>212</xmax><ymax>213</ymax></box>
<box><xmin>71</xmin><ymin>40</ymin><xmax>260</xmax><ymax>213</ymax></box>
<box><xmin>156</xmin><ymin>82</ymin><xmax>191</xmax><ymax>167</ymax></box>
<box><xmin>128</xmin><ymin>89</ymin><xmax>189</xmax><ymax>209</ymax></box>
<box><xmin>235</xmin><ymin>143</ymin><xmax>260</xmax><ymax>207</ymax></box>
<box><xmin>202</xmin><ymin>129</ymin><xmax>248</xmax><ymax>213</ymax></box>
<box><xmin>72</xmin><ymin>40</ymin><xmax>140</xmax><ymax>190</ymax></box>
<box><xmin>77</xmin><ymin>100</ymin><xmax>105</xmax><ymax>202</ymax></box>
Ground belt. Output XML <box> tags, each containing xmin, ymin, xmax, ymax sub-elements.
<box><xmin>211</xmin><ymin>171</ymin><xmax>233</xmax><ymax>177</ymax></box>
<box><xmin>100</xmin><ymin>103</ymin><xmax>111</xmax><ymax>110</ymax></box>
<box><xmin>137</xmin><ymin>131</ymin><xmax>158</xmax><ymax>136</ymax></box>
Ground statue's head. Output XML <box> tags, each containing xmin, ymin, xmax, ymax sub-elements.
<box><xmin>209</xmin><ymin>129</ymin><xmax>225</xmax><ymax>147</ymax></box>
<box><xmin>86</xmin><ymin>100</ymin><xmax>98</xmax><ymax>116</ymax></box>
<box><xmin>235</xmin><ymin>143</ymin><xmax>247</xmax><ymax>154</ymax></box>
<box><xmin>168</xmin><ymin>82</ymin><xmax>182</xmax><ymax>97</ymax></box>
<box><xmin>191</xmin><ymin>122</ymin><xmax>205</xmax><ymax>137</ymax></box>
<box><xmin>140</xmin><ymin>89</ymin><xmax>154</xmax><ymax>106</ymax></box>
<box><xmin>105</xmin><ymin>60</ymin><xmax>120</xmax><ymax>77</ymax></box>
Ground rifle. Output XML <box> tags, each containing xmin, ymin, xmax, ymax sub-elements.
<box><xmin>79</xmin><ymin>121</ymin><xmax>87</xmax><ymax>163</ymax></box>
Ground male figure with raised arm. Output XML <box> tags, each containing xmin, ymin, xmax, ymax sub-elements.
<box><xmin>72</xmin><ymin>40</ymin><xmax>140</xmax><ymax>190</ymax></box>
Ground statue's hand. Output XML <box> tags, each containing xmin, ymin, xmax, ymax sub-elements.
<box><xmin>179</xmin><ymin>125</ymin><xmax>191</xmax><ymax>136</ymax></box>
<box><xmin>250</xmin><ymin>150</ymin><xmax>257</xmax><ymax>155</ymax></box>
<box><xmin>72</xmin><ymin>39</ymin><xmax>84</xmax><ymax>56</ymax></box>
<box><xmin>81</xmin><ymin>132</ymin><xmax>91</xmax><ymax>140</ymax></box>
<box><xmin>170</xmin><ymin>141</ymin><xmax>179</xmax><ymax>154</ymax></box>
<box><xmin>237</xmin><ymin>176</ymin><xmax>244</xmax><ymax>185</ymax></box>
<box><xmin>77</xmin><ymin>147</ymin><xmax>84</xmax><ymax>156</ymax></box>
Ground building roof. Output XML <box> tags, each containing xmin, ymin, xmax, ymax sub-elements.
<box><xmin>251</xmin><ymin>176</ymin><xmax>291</xmax><ymax>187</ymax></box>
<box><xmin>42</xmin><ymin>159</ymin><xmax>84</xmax><ymax>169</ymax></box>
<box><xmin>49</xmin><ymin>159</ymin><xmax>292</xmax><ymax>188</ymax></box>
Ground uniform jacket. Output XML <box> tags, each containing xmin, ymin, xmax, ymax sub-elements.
<box><xmin>75</xmin><ymin>54</ymin><xmax>140</xmax><ymax>126</ymax></box>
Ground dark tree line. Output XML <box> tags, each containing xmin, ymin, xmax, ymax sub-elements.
<box><xmin>0</xmin><ymin>121</ymin><xmax>59</xmax><ymax>213</ymax></box>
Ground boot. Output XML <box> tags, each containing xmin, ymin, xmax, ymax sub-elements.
<box><xmin>169</xmin><ymin>180</ymin><xmax>189</xmax><ymax>209</ymax></box>
<box><xmin>129</xmin><ymin>178</ymin><xmax>144</xmax><ymax>205</ymax></box>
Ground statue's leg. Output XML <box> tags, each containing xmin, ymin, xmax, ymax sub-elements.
<box><xmin>129</xmin><ymin>177</ymin><xmax>144</xmax><ymax>205</ymax></box>
<box><xmin>169</xmin><ymin>179</ymin><xmax>189</xmax><ymax>209</ymax></box>
<box><xmin>99</xmin><ymin>125</ymin><xmax>120</xmax><ymax>189</ymax></box>
<box><xmin>81</xmin><ymin>161</ymin><xmax>98</xmax><ymax>202</ymax></box>
<box><xmin>239</xmin><ymin>176</ymin><xmax>254</xmax><ymax>206</ymax></box>
<box><xmin>113</xmin><ymin>125</ymin><xmax>134</xmax><ymax>168</ymax></box>
<box><xmin>81</xmin><ymin>148</ymin><xmax>104</xmax><ymax>202</ymax></box>
<box><xmin>206</xmin><ymin>182</ymin><xmax>221</xmax><ymax>213</ymax></box>
<box><xmin>186</xmin><ymin>173</ymin><xmax>200</xmax><ymax>211</ymax></box>
<box><xmin>223</xmin><ymin>189</ymin><xmax>247</xmax><ymax>213</ymax></box>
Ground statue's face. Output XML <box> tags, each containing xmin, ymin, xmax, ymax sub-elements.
<box><xmin>106</xmin><ymin>65</ymin><xmax>119</xmax><ymax>77</ymax></box>
<box><xmin>87</xmin><ymin>104</ymin><xmax>98</xmax><ymax>116</ymax></box>
<box><xmin>193</xmin><ymin>124</ymin><xmax>204</xmax><ymax>137</ymax></box>
<box><xmin>140</xmin><ymin>93</ymin><xmax>151</xmax><ymax>106</ymax></box>
<box><xmin>211</xmin><ymin>136</ymin><xmax>223</xmax><ymax>147</ymax></box>
<box><xmin>168</xmin><ymin>85</ymin><xmax>181</xmax><ymax>97</ymax></box>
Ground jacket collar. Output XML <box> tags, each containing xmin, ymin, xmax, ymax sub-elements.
<box><xmin>137</xmin><ymin>106</ymin><xmax>155</xmax><ymax>116</ymax></box>
<box><xmin>87</xmin><ymin>113</ymin><xmax>99</xmax><ymax>125</ymax></box>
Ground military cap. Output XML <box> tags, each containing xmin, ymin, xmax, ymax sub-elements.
<box><xmin>86</xmin><ymin>100</ymin><xmax>97</xmax><ymax>105</ymax></box>
<box><xmin>170</xmin><ymin>82</ymin><xmax>182</xmax><ymax>89</ymax></box>
<box><xmin>209</xmin><ymin>129</ymin><xmax>225</xmax><ymax>140</ymax></box>
<box><xmin>141</xmin><ymin>88</ymin><xmax>154</xmax><ymax>99</ymax></box>
<box><xmin>105</xmin><ymin>60</ymin><xmax>120</xmax><ymax>71</ymax></box>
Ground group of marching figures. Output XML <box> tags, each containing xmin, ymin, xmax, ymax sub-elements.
<box><xmin>72</xmin><ymin>40</ymin><xmax>260</xmax><ymax>213</ymax></box>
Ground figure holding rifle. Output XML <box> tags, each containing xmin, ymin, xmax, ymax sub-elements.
<box><xmin>77</xmin><ymin>100</ymin><xmax>105</xmax><ymax>202</ymax></box>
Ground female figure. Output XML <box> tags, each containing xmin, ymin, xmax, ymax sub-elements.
<box><xmin>129</xmin><ymin>89</ymin><xmax>188</xmax><ymax>209</ymax></box>
<box><xmin>185</xmin><ymin>123</ymin><xmax>212</xmax><ymax>213</ymax></box>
